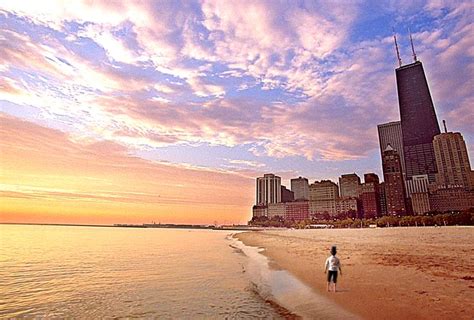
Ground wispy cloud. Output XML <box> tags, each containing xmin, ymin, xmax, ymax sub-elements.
<box><xmin>1</xmin><ymin>1</ymin><xmax>471</xmax><ymax>162</ymax></box>
<box><xmin>0</xmin><ymin>113</ymin><xmax>255</xmax><ymax>224</ymax></box>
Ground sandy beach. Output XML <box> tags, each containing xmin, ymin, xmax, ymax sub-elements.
<box><xmin>237</xmin><ymin>227</ymin><xmax>474</xmax><ymax>319</ymax></box>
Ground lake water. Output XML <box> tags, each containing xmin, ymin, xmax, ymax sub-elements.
<box><xmin>0</xmin><ymin>225</ymin><xmax>358</xmax><ymax>319</ymax></box>
<box><xmin>0</xmin><ymin>225</ymin><xmax>293</xmax><ymax>319</ymax></box>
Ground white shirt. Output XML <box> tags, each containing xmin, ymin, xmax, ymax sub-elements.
<box><xmin>325</xmin><ymin>255</ymin><xmax>340</xmax><ymax>272</ymax></box>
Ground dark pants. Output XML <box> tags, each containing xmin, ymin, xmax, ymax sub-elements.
<box><xmin>327</xmin><ymin>270</ymin><xmax>338</xmax><ymax>283</ymax></box>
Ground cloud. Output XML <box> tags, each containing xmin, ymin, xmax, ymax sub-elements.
<box><xmin>0</xmin><ymin>0</ymin><xmax>472</xmax><ymax>168</ymax></box>
<box><xmin>225</xmin><ymin>159</ymin><xmax>266</xmax><ymax>169</ymax></box>
<box><xmin>0</xmin><ymin>76</ymin><xmax>21</xmax><ymax>95</ymax></box>
<box><xmin>1</xmin><ymin>0</ymin><xmax>358</xmax><ymax>96</ymax></box>
<box><xmin>0</xmin><ymin>1</ymin><xmax>473</xmax><ymax>227</ymax></box>
<box><xmin>0</xmin><ymin>28</ymin><xmax>150</xmax><ymax>94</ymax></box>
<box><xmin>0</xmin><ymin>113</ymin><xmax>255</xmax><ymax>224</ymax></box>
<box><xmin>199</xmin><ymin>0</ymin><xmax>359</xmax><ymax>96</ymax></box>
<box><xmin>0</xmin><ymin>1</ymin><xmax>362</xmax><ymax>161</ymax></box>
<box><xmin>187</xmin><ymin>76</ymin><xmax>226</xmax><ymax>97</ymax></box>
<box><xmin>408</xmin><ymin>2</ymin><xmax>474</xmax><ymax>134</ymax></box>
<box><xmin>76</xmin><ymin>23</ymin><xmax>144</xmax><ymax>65</ymax></box>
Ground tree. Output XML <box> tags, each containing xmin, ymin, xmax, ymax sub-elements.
<box><xmin>421</xmin><ymin>215</ymin><xmax>434</xmax><ymax>226</ymax></box>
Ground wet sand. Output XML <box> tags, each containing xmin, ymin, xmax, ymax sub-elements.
<box><xmin>237</xmin><ymin>227</ymin><xmax>474</xmax><ymax>319</ymax></box>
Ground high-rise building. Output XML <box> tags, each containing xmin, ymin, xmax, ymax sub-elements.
<box><xmin>267</xmin><ymin>201</ymin><xmax>310</xmax><ymax>221</ymax></box>
<box><xmin>256</xmin><ymin>174</ymin><xmax>281</xmax><ymax>205</ymax></box>
<box><xmin>252</xmin><ymin>205</ymin><xmax>267</xmax><ymax>219</ymax></box>
<box><xmin>364</xmin><ymin>173</ymin><xmax>380</xmax><ymax>185</ymax></box>
<box><xmin>360</xmin><ymin>173</ymin><xmax>381</xmax><ymax>218</ymax></box>
<box><xmin>405</xmin><ymin>174</ymin><xmax>430</xmax><ymax>197</ymax></box>
<box><xmin>267</xmin><ymin>203</ymin><xmax>286</xmax><ymax>219</ymax></box>
<box><xmin>291</xmin><ymin>177</ymin><xmax>309</xmax><ymax>200</ymax></box>
<box><xmin>281</xmin><ymin>185</ymin><xmax>295</xmax><ymax>203</ymax></box>
<box><xmin>433</xmin><ymin>129</ymin><xmax>473</xmax><ymax>190</ymax></box>
<box><xmin>378</xmin><ymin>121</ymin><xmax>406</xmax><ymax>177</ymax></box>
<box><xmin>396</xmin><ymin>60</ymin><xmax>441</xmax><ymax>182</ymax></box>
<box><xmin>339</xmin><ymin>173</ymin><xmax>361</xmax><ymax>198</ymax></box>
<box><xmin>360</xmin><ymin>182</ymin><xmax>380</xmax><ymax>219</ymax></box>
<box><xmin>429</xmin><ymin>187</ymin><xmax>474</xmax><ymax>212</ymax></box>
<box><xmin>335</xmin><ymin>197</ymin><xmax>359</xmax><ymax>216</ymax></box>
<box><xmin>382</xmin><ymin>145</ymin><xmax>408</xmax><ymax>215</ymax></box>
<box><xmin>378</xmin><ymin>182</ymin><xmax>387</xmax><ymax>215</ymax></box>
<box><xmin>309</xmin><ymin>180</ymin><xmax>339</xmax><ymax>216</ymax></box>
<box><xmin>411</xmin><ymin>192</ymin><xmax>431</xmax><ymax>215</ymax></box>
<box><xmin>285</xmin><ymin>200</ymin><xmax>310</xmax><ymax>221</ymax></box>
<box><xmin>405</xmin><ymin>174</ymin><xmax>431</xmax><ymax>215</ymax></box>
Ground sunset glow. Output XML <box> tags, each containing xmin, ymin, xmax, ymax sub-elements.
<box><xmin>0</xmin><ymin>1</ymin><xmax>472</xmax><ymax>224</ymax></box>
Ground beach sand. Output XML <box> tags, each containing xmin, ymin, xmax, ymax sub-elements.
<box><xmin>237</xmin><ymin>227</ymin><xmax>474</xmax><ymax>319</ymax></box>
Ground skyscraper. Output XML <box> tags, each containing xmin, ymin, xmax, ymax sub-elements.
<box><xmin>252</xmin><ymin>205</ymin><xmax>268</xmax><ymax>219</ymax></box>
<box><xmin>405</xmin><ymin>174</ymin><xmax>430</xmax><ymax>197</ymax></box>
<box><xmin>309</xmin><ymin>180</ymin><xmax>339</xmax><ymax>216</ymax></box>
<box><xmin>396</xmin><ymin>60</ymin><xmax>440</xmax><ymax>182</ymax></box>
<box><xmin>364</xmin><ymin>173</ymin><xmax>380</xmax><ymax>185</ymax></box>
<box><xmin>335</xmin><ymin>198</ymin><xmax>359</xmax><ymax>217</ymax></box>
<box><xmin>281</xmin><ymin>185</ymin><xmax>295</xmax><ymax>203</ymax></box>
<box><xmin>256</xmin><ymin>174</ymin><xmax>281</xmax><ymax>205</ymax></box>
<box><xmin>405</xmin><ymin>174</ymin><xmax>430</xmax><ymax>215</ymax></box>
<box><xmin>433</xmin><ymin>129</ymin><xmax>473</xmax><ymax>190</ymax></box>
<box><xmin>360</xmin><ymin>182</ymin><xmax>380</xmax><ymax>219</ymax></box>
<box><xmin>339</xmin><ymin>173</ymin><xmax>361</xmax><ymax>198</ymax></box>
<box><xmin>291</xmin><ymin>177</ymin><xmax>309</xmax><ymax>200</ymax></box>
<box><xmin>377</xmin><ymin>121</ymin><xmax>405</xmax><ymax>177</ymax></box>
<box><xmin>382</xmin><ymin>145</ymin><xmax>407</xmax><ymax>215</ymax></box>
<box><xmin>360</xmin><ymin>173</ymin><xmax>381</xmax><ymax>218</ymax></box>
<box><xmin>267</xmin><ymin>203</ymin><xmax>285</xmax><ymax>219</ymax></box>
<box><xmin>285</xmin><ymin>201</ymin><xmax>310</xmax><ymax>221</ymax></box>
<box><xmin>378</xmin><ymin>182</ymin><xmax>387</xmax><ymax>215</ymax></box>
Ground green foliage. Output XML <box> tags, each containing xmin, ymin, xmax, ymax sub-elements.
<box><xmin>249</xmin><ymin>208</ymin><xmax>474</xmax><ymax>228</ymax></box>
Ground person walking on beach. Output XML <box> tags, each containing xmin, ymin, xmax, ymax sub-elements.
<box><xmin>324</xmin><ymin>245</ymin><xmax>342</xmax><ymax>292</ymax></box>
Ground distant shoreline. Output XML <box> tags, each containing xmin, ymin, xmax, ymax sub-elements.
<box><xmin>2</xmin><ymin>222</ymin><xmax>470</xmax><ymax>231</ymax></box>
<box><xmin>0</xmin><ymin>222</ymin><xmax>263</xmax><ymax>231</ymax></box>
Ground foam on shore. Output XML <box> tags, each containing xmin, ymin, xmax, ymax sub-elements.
<box><xmin>230</xmin><ymin>234</ymin><xmax>360</xmax><ymax>319</ymax></box>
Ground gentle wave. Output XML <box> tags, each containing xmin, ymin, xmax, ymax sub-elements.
<box><xmin>230</xmin><ymin>235</ymin><xmax>360</xmax><ymax>320</ymax></box>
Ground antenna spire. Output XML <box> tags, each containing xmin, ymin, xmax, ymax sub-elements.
<box><xmin>443</xmin><ymin>120</ymin><xmax>448</xmax><ymax>133</ymax></box>
<box><xmin>393</xmin><ymin>28</ymin><xmax>402</xmax><ymax>67</ymax></box>
<box><xmin>408</xmin><ymin>28</ymin><xmax>417</xmax><ymax>62</ymax></box>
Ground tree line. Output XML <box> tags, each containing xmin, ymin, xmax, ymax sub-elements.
<box><xmin>249</xmin><ymin>208</ymin><xmax>474</xmax><ymax>228</ymax></box>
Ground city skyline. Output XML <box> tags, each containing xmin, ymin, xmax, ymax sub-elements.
<box><xmin>251</xmin><ymin>52</ymin><xmax>473</xmax><ymax>220</ymax></box>
<box><xmin>1</xmin><ymin>1</ymin><xmax>473</xmax><ymax>224</ymax></box>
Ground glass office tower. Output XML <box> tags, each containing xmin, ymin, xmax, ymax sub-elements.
<box><xmin>396</xmin><ymin>61</ymin><xmax>440</xmax><ymax>182</ymax></box>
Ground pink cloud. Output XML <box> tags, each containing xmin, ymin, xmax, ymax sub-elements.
<box><xmin>0</xmin><ymin>113</ymin><xmax>256</xmax><ymax>224</ymax></box>
<box><xmin>0</xmin><ymin>1</ymin><xmax>471</xmax><ymax>165</ymax></box>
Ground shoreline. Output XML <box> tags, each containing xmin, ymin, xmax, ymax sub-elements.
<box><xmin>236</xmin><ymin>228</ymin><xmax>474</xmax><ymax>319</ymax></box>
<box><xmin>230</xmin><ymin>234</ymin><xmax>359</xmax><ymax>319</ymax></box>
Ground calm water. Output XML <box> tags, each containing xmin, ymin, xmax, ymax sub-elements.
<box><xmin>0</xmin><ymin>225</ymin><xmax>286</xmax><ymax>319</ymax></box>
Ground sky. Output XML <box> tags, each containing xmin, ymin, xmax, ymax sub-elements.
<box><xmin>0</xmin><ymin>0</ymin><xmax>473</xmax><ymax>225</ymax></box>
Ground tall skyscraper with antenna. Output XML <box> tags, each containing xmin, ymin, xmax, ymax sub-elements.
<box><xmin>394</xmin><ymin>31</ymin><xmax>441</xmax><ymax>183</ymax></box>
